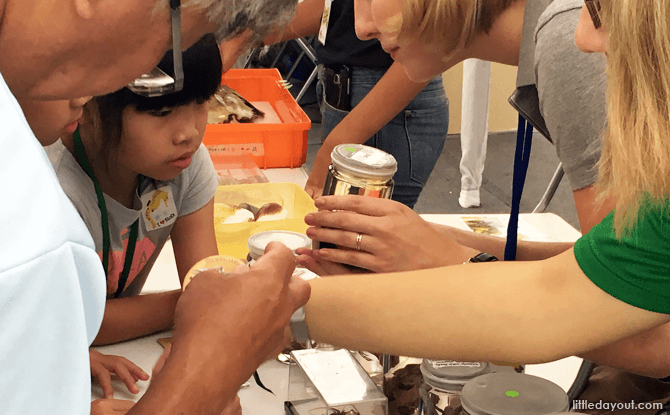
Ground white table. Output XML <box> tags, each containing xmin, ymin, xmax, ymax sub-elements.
<box><xmin>92</xmin><ymin>170</ymin><xmax>586</xmax><ymax>411</ymax></box>
<box><xmin>421</xmin><ymin>212</ymin><xmax>584</xmax><ymax>393</ymax></box>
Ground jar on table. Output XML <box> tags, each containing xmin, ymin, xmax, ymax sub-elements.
<box><xmin>419</xmin><ymin>360</ymin><xmax>491</xmax><ymax>415</ymax></box>
<box><xmin>247</xmin><ymin>230</ymin><xmax>312</xmax><ymax>265</ymax></box>
<box><xmin>459</xmin><ymin>372</ymin><xmax>569</xmax><ymax>415</ymax></box>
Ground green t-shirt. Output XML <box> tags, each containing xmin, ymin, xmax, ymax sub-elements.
<box><xmin>574</xmin><ymin>200</ymin><xmax>670</xmax><ymax>314</ymax></box>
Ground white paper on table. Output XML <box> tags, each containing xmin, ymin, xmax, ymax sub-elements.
<box><xmin>460</xmin><ymin>215</ymin><xmax>550</xmax><ymax>241</ymax></box>
<box><xmin>297</xmin><ymin>349</ymin><xmax>370</xmax><ymax>405</ymax></box>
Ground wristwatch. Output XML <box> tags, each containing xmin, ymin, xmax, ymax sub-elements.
<box><xmin>467</xmin><ymin>252</ymin><xmax>499</xmax><ymax>263</ymax></box>
<box><xmin>290</xmin><ymin>307</ymin><xmax>311</xmax><ymax>343</ymax></box>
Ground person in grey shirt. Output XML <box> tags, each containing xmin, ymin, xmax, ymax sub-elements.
<box><xmin>298</xmin><ymin>0</ymin><xmax>670</xmax><ymax>410</ymax></box>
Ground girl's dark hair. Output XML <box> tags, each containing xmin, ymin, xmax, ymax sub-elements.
<box><xmin>87</xmin><ymin>33</ymin><xmax>222</xmax><ymax>162</ymax></box>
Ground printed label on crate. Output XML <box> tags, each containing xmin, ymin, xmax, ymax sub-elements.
<box><xmin>206</xmin><ymin>144</ymin><xmax>265</xmax><ymax>156</ymax></box>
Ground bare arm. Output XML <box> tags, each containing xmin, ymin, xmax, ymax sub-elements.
<box><xmin>430</xmin><ymin>223</ymin><xmax>574</xmax><ymax>261</ymax></box>
<box><xmin>306</xmin><ymin>62</ymin><xmax>431</xmax><ymax>197</ymax></box>
<box><xmin>305</xmin><ymin>249</ymin><xmax>670</xmax><ymax>364</ymax></box>
<box><xmin>219</xmin><ymin>0</ymin><xmax>323</xmax><ymax>69</ymax></box>
<box><xmin>92</xmin><ymin>291</ymin><xmax>182</xmax><ymax>346</ymax></box>
<box><xmin>580</xmin><ymin>325</ymin><xmax>670</xmax><ymax>378</ymax></box>
<box><xmin>170</xmin><ymin>198</ymin><xmax>219</xmax><ymax>283</ymax></box>
<box><xmin>425</xmin><ymin>184</ymin><xmax>614</xmax><ymax>263</ymax></box>
<box><xmin>92</xmin><ymin>200</ymin><xmax>218</xmax><ymax>345</ymax></box>
<box><xmin>263</xmin><ymin>0</ymin><xmax>324</xmax><ymax>44</ymax></box>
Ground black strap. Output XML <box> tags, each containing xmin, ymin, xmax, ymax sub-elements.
<box><xmin>114</xmin><ymin>220</ymin><xmax>139</xmax><ymax>298</ymax></box>
<box><xmin>504</xmin><ymin>115</ymin><xmax>534</xmax><ymax>261</ymax></box>
<box><xmin>73</xmin><ymin>129</ymin><xmax>141</xmax><ymax>298</ymax></box>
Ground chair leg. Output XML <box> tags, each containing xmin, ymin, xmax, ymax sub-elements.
<box><xmin>533</xmin><ymin>163</ymin><xmax>564</xmax><ymax>213</ymax></box>
<box><xmin>295</xmin><ymin>66</ymin><xmax>319</xmax><ymax>104</ymax></box>
<box><xmin>270</xmin><ymin>42</ymin><xmax>290</xmax><ymax>69</ymax></box>
<box><xmin>242</xmin><ymin>48</ymin><xmax>260</xmax><ymax>69</ymax></box>
<box><xmin>294</xmin><ymin>37</ymin><xmax>317</xmax><ymax>63</ymax></box>
<box><xmin>568</xmin><ymin>360</ymin><xmax>595</xmax><ymax>407</ymax></box>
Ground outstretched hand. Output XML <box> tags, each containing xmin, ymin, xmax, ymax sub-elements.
<box><xmin>304</xmin><ymin>196</ymin><xmax>471</xmax><ymax>272</ymax></box>
<box><xmin>153</xmin><ymin>243</ymin><xmax>310</xmax><ymax>413</ymax></box>
<box><xmin>296</xmin><ymin>248</ymin><xmax>368</xmax><ymax>276</ymax></box>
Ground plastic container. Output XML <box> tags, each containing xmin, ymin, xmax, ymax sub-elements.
<box><xmin>459</xmin><ymin>373</ymin><xmax>569</xmax><ymax>415</ymax></box>
<box><xmin>419</xmin><ymin>360</ymin><xmax>491</xmax><ymax>415</ymax></box>
<box><xmin>213</xmin><ymin>182</ymin><xmax>316</xmax><ymax>260</ymax></box>
<box><xmin>247</xmin><ymin>230</ymin><xmax>311</xmax><ymax>264</ymax></box>
<box><xmin>286</xmin><ymin>349</ymin><xmax>388</xmax><ymax>415</ymax></box>
<box><xmin>209</xmin><ymin>153</ymin><xmax>269</xmax><ymax>185</ymax></box>
<box><xmin>204</xmin><ymin>68</ymin><xmax>311</xmax><ymax>168</ymax></box>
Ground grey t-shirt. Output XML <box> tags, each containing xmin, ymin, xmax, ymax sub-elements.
<box><xmin>46</xmin><ymin>141</ymin><xmax>218</xmax><ymax>298</ymax></box>
<box><xmin>515</xmin><ymin>0</ymin><xmax>607</xmax><ymax>190</ymax></box>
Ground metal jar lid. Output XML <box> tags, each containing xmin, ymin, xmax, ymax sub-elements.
<box><xmin>460</xmin><ymin>373</ymin><xmax>569</xmax><ymax>415</ymax></box>
<box><xmin>248</xmin><ymin>231</ymin><xmax>311</xmax><ymax>260</ymax></box>
<box><xmin>420</xmin><ymin>360</ymin><xmax>491</xmax><ymax>392</ymax></box>
<box><xmin>331</xmin><ymin>144</ymin><xmax>398</xmax><ymax>181</ymax></box>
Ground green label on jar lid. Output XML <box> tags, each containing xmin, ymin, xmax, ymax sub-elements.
<box><xmin>344</xmin><ymin>146</ymin><xmax>358</xmax><ymax>153</ymax></box>
<box><xmin>505</xmin><ymin>390</ymin><xmax>520</xmax><ymax>398</ymax></box>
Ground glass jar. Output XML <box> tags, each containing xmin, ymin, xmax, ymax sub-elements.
<box><xmin>247</xmin><ymin>230</ymin><xmax>312</xmax><ymax>265</ymax></box>
<box><xmin>183</xmin><ymin>255</ymin><xmax>246</xmax><ymax>288</ymax></box>
<box><xmin>459</xmin><ymin>372</ymin><xmax>569</xmax><ymax>415</ymax></box>
<box><xmin>419</xmin><ymin>360</ymin><xmax>491</xmax><ymax>415</ymax></box>
<box><xmin>316</xmin><ymin>144</ymin><xmax>398</xmax><ymax>251</ymax></box>
<box><xmin>322</xmin><ymin>144</ymin><xmax>398</xmax><ymax>199</ymax></box>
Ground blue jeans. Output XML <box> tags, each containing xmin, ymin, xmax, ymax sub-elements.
<box><xmin>317</xmin><ymin>66</ymin><xmax>448</xmax><ymax>208</ymax></box>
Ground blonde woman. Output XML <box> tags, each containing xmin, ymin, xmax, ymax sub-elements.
<box><xmin>298</xmin><ymin>0</ymin><xmax>670</xmax><ymax>391</ymax></box>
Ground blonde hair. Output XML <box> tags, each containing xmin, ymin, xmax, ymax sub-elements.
<box><xmin>597</xmin><ymin>0</ymin><xmax>670</xmax><ymax>235</ymax></box>
<box><xmin>399</xmin><ymin>0</ymin><xmax>517</xmax><ymax>54</ymax></box>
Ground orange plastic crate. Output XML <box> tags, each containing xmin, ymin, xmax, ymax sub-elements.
<box><xmin>204</xmin><ymin>68</ymin><xmax>311</xmax><ymax>169</ymax></box>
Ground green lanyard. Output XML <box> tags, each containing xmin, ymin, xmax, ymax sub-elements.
<box><xmin>73</xmin><ymin>130</ymin><xmax>276</xmax><ymax>394</ymax></box>
<box><xmin>73</xmin><ymin>129</ymin><xmax>141</xmax><ymax>299</ymax></box>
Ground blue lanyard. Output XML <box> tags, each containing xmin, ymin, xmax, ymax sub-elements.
<box><xmin>504</xmin><ymin>115</ymin><xmax>534</xmax><ymax>261</ymax></box>
<box><xmin>72</xmin><ymin>129</ymin><xmax>142</xmax><ymax>298</ymax></box>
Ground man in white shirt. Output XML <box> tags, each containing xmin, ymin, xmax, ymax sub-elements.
<box><xmin>0</xmin><ymin>1</ymin><xmax>310</xmax><ymax>414</ymax></box>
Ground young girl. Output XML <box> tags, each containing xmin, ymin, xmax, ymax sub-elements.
<box><xmin>46</xmin><ymin>33</ymin><xmax>222</xmax><ymax>347</ymax></box>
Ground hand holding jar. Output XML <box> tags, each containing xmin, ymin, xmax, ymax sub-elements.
<box><xmin>299</xmin><ymin>195</ymin><xmax>476</xmax><ymax>273</ymax></box>
<box><xmin>159</xmin><ymin>242</ymin><xmax>310</xmax><ymax>412</ymax></box>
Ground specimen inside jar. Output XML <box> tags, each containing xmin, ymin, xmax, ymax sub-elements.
<box><xmin>384</xmin><ymin>364</ymin><xmax>425</xmax><ymax>415</ymax></box>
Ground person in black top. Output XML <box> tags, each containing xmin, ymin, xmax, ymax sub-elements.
<box><xmin>256</xmin><ymin>0</ymin><xmax>449</xmax><ymax>208</ymax></box>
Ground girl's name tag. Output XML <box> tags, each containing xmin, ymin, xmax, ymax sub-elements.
<box><xmin>141</xmin><ymin>186</ymin><xmax>178</xmax><ymax>230</ymax></box>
